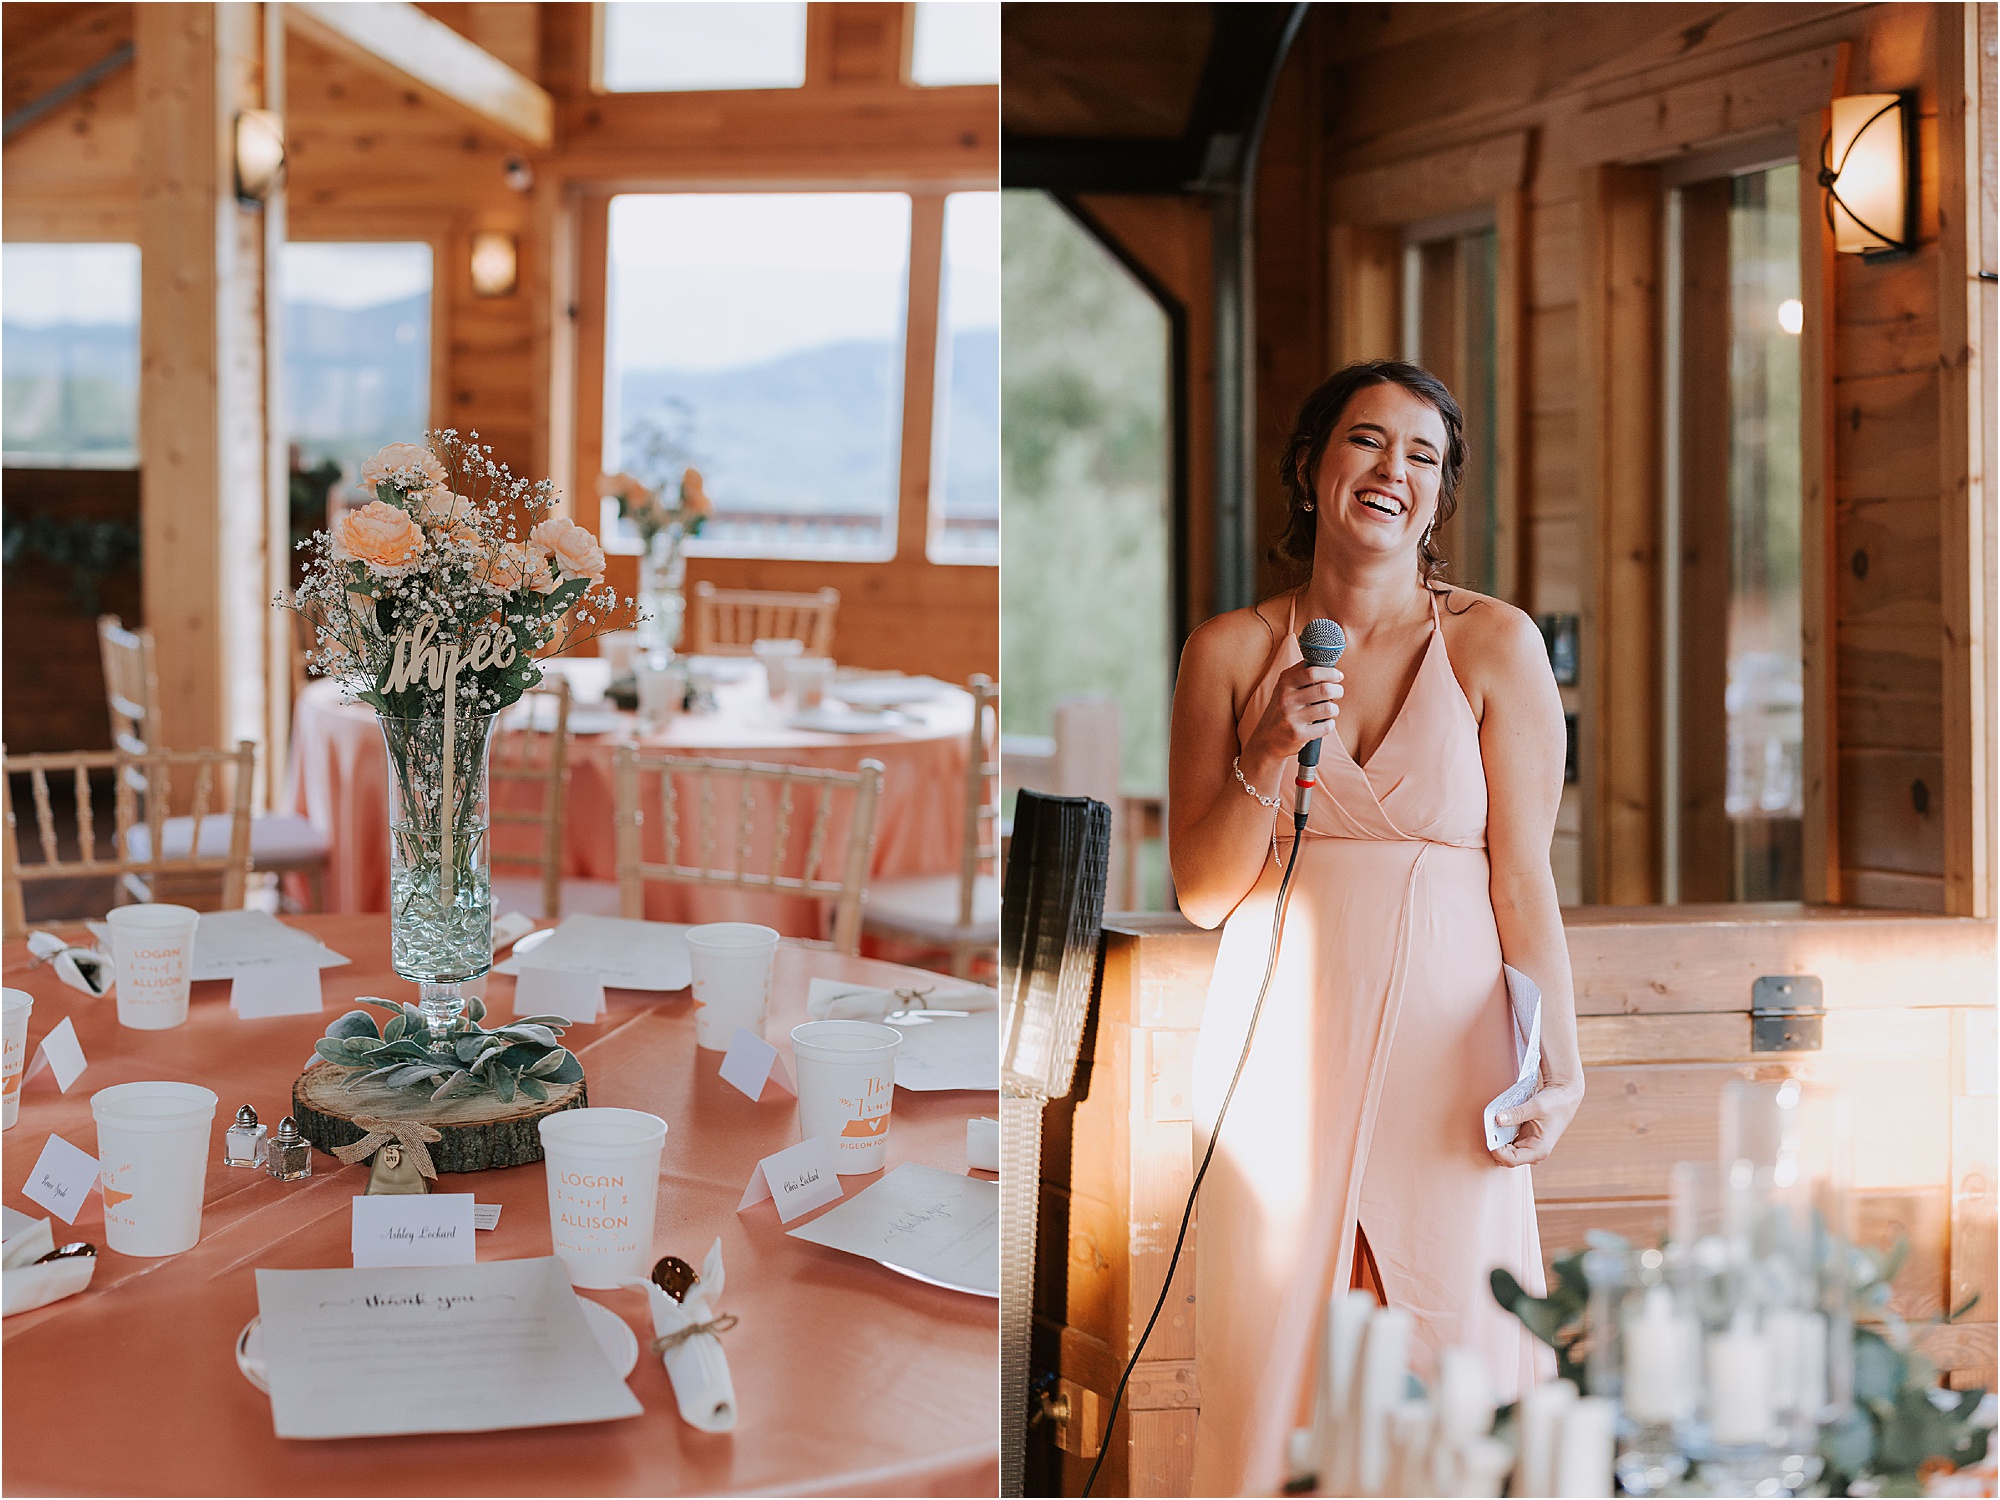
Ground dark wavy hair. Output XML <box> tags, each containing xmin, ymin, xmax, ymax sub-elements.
<box><xmin>1270</xmin><ymin>360</ymin><xmax>1467</xmax><ymax>591</ymax></box>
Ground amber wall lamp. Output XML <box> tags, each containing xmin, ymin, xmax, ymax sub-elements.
<box><xmin>1819</xmin><ymin>92</ymin><xmax>1914</xmax><ymax>260</ymax></box>
<box><xmin>234</xmin><ymin>109</ymin><xmax>285</xmax><ymax>207</ymax></box>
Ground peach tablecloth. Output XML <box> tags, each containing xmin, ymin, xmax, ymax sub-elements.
<box><xmin>2</xmin><ymin>915</ymin><xmax>997</xmax><ymax>1497</ymax></box>
<box><xmin>286</xmin><ymin>675</ymin><xmax>971</xmax><ymax>936</ymax></box>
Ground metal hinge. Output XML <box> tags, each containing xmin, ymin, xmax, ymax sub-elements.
<box><xmin>1751</xmin><ymin>974</ymin><xmax>1825</xmax><ymax>1052</ymax></box>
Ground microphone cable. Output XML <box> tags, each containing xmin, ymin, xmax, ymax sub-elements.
<box><xmin>1080</xmin><ymin>822</ymin><xmax>1306</xmax><ymax>1497</ymax></box>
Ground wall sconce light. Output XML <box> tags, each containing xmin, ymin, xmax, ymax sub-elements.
<box><xmin>234</xmin><ymin>109</ymin><xmax>286</xmax><ymax>207</ymax></box>
<box><xmin>469</xmin><ymin>231</ymin><xmax>518</xmax><ymax>297</ymax></box>
<box><xmin>1819</xmin><ymin>93</ymin><xmax>1913</xmax><ymax>259</ymax></box>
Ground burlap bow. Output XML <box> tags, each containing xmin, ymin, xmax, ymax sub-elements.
<box><xmin>331</xmin><ymin>1116</ymin><xmax>443</xmax><ymax>1180</ymax></box>
<box><xmin>651</xmin><ymin>1312</ymin><xmax>738</xmax><ymax>1356</ymax></box>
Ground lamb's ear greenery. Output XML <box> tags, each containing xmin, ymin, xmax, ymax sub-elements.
<box><xmin>312</xmin><ymin>998</ymin><xmax>578</xmax><ymax>1106</ymax></box>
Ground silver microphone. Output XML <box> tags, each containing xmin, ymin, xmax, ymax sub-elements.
<box><xmin>1294</xmin><ymin>619</ymin><xmax>1347</xmax><ymax>828</ymax></box>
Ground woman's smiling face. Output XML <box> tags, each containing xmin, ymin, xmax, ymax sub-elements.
<box><xmin>1311</xmin><ymin>381</ymin><xmax>1449</xmax><ymax>565</ymax></box>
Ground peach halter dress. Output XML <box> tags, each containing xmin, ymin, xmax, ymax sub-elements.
<box><xmin>1190</xmin><ymin>591</ymin><xmax>1554</xmax><ymax>1496</ymax></box>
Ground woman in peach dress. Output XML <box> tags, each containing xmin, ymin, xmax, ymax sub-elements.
<box><xmin>1169</xmin><ymin>362</ymin><xmax>1583</xmax><ymax>1495</ymax></box>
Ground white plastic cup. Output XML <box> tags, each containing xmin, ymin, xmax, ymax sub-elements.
<box><xmin>790</xmin><ymin>656</ymin><xmax>835</xmax><ymax>710</ymax></box>
<box><xmin>538</xmin><ymin>1107</ymin><xmax>668</xmax><ymax>1289</ymax></box>
<box><xmin>105</xmin><ymin>904</ymin><xmax>201</xmax><ymax>1030</ymax></box>
<box><xmin>91</xmin><ymin>1081</ymin><xmax>220</xmax><ymax>1256</ymax></box>
<box><xmin>2</xmin><ymin>989</ymin><xmax>34</xmax><ymax>1131</ymax></box>
<box><xmin>636</xmin><ymin>655</ymin><xmax>687</xmax><ymax>725</ymax></box>
<box><xmin>599</xmin><ymin>630</ymin><xmax>640</xmax><ymax>679</ymax></box>
<box><xmin>790</xmin><ymin>1020</ymin><xmax>901</xmax><ymax>1175</ymax></box>
<box><xmin>685</xmin><ymin>923</ymin><xmax>780</xmax><ymax>1050</ymax></box>
<box><xmin>751</xmin><ymin>637</ymin><xmax>805</xmax><ymax>699</ymax></box>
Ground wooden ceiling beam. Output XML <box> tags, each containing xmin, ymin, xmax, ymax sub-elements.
<box><xmin>284</xmin><ymin>1</ymin><xmax>552</xmax><ymax>149</ymax></box>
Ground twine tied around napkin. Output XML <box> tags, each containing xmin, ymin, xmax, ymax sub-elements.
<box><xmin>24</xmin><ymin>932</ymin><xmax>113</xmax><ymax>998</ymax></box>
<box><xmin>331</xmin><ymin>1116</ymin><xmax>443</xmax><ymax>1180</ymax></box>
<box><xmin>650</xmin><ymin>1311</ymin><xmax>738</xmax><ymax>1356</ymax></box>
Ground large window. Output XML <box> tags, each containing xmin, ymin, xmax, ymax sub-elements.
<box><xmin>279</xmin><ymin>242</ymin><xmax>433</xmax><ymax>501</ymax></box>
<box><xmin>929</xmin><ymin>192</ymin><xmax>999</xmax><ymax>563</ymax></box>
<box><xmin>598</xmin><ymin>2</ymin><xmax>807</xmax><ymax>93</ymax></box>
<box><xmin>909</xmin><ymin>2</ymin><xmax>1000</xmax><ymax>86</ymax></box>
<box><xmin>2</xmin><ymin>243</ymin><xmax>140</xmax><ymax>468</ymax></box>
<box><xmin>603</xmin><ymin>193</ymin><xmax>912</xmax><ymax>559</ymax></box>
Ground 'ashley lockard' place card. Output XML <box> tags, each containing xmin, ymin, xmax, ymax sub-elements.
<box><xmin>253</xmin><ymin>1258</ymin><xmax>641</xmax><ymax>1438</ymax></box>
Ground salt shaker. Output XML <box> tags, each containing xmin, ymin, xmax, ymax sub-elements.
<box><xmin>264</xmin><ymin>1116</ymin><xmax>312</xmax><ymax>1181</ymax></box>
<box><xmin>223</xmin><ymin>1105</ymin><xmax>268</xmax><ymax>1168</ymax></box>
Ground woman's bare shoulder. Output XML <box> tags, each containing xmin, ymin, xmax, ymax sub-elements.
<box><xmin>1435</xmin><ymin>588</ymin><xmax>1552</xmax><ymax>698</ymax></box>
<box><xmin>1180</xmin><ymin>593</ymin><xmax>1293</xmax><ymax>677</ymax></box>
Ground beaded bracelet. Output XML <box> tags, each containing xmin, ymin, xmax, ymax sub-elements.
<box><xmin>1232</xmin><ymin>756</ymin><xmax>1281</xmax><ymax>809</ymax></box>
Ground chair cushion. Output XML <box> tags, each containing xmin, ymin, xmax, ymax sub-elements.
<box><xmin>126</xmin><ymin>813</ymin><xmax>327</xmax><ymax>867</ymax></box>
<box><xmin>489</xmin><ymin>875</ymin><xmax>623</xmax><ymax>922</ymax></box>
<box><xmin>861</xmin><ymin>873</ymin><xmax>998</xmax><ymax>945</ymax></box>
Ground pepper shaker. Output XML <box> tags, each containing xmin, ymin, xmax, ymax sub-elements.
<box><xmin>223</xmin><ymin>1105</ymin><xmax>268</xmax><ymax>1168</ymax></box>
<box><xmin>265</xmin><ymin>1116</ymin><xmax>312</xmax><ymax>1181</ymax></box>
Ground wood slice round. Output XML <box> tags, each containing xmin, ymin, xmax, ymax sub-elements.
<box><xmin>292</xmin><ymin>1062</ymin><xmax>588</xmax><ymax>1175</ymax></box>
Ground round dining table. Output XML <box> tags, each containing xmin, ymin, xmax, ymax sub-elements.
<box><xmin>285</xmin><ymin>666</ymin><xmax>973</xmax><ymax>936</ymax></box>
<box><xmin>2</xmin><ymin>914</ymin><xmax>998</xmax><ymax>1496</ymax></box>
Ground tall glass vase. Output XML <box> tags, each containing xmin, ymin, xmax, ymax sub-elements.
<box><xmin>636</xmin><ymin>528</ymin><xmax>686</xmax><ymax>654</ymax></box>
<box><xmin>378</xmin><ymin>709</ymin><xmax>497</xmax><ymax>1049</ymax></box>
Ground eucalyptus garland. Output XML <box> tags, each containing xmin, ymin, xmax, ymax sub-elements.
<box><xmin>314</xmin><ymin>995</ymin><xmax>583</xmax><ymax>1105</ymax></box>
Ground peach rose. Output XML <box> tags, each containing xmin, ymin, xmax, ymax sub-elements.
<box><xmin>597</xmin><ymin>471</ymin><xmax>653</xmax><ymax>506</ymax></box>
<box><xmin>680</xmin><ymin>466</ymin><xmax>713</xmax><ymax>519</ymax></box>
<box><xmin>413</xmin><ymin>486</ymin><xmax>475</xmax><ymax>529</ymax></box>
<box><xmin>529</xmin><ymin>517</ymin><xmax>605</xmax><ymax>585</ymax></box>
<box><xmin>360</xmin><ymin>442</ymin><xmax>448</xmax><ymax>494</ymax></box>
<box><xmin>332</xmin><ymin>501</ymin><xmax>427</xmax><ymax>576</ymax></box>
<box><xmin>482</xmin><ymin>541</ymin><xmax>553</xmax><ymax>595</ymax></box>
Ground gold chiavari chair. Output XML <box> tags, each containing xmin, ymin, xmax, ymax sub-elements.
<box><xmin>612</xmin><ymin>749</ymin><xmax>883</xmax><ymax>954</ymax></box>
<box><xmin>689</xmin><ymin>583</ymin><xmax>840</xmax><ymax>658</ymax></box>
<box><xmin>3</xmin><ymin>742</ymin><xmax>256</xmax><ymax>941</ymax></box>
<box><xmin>861</xmin><ymin>676</ymin><xmax>1000</xmax><ymax>976</ymax></box>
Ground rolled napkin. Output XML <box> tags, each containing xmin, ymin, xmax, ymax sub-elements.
<box><xmin>2</xmin><ymin>1215</ymin><xmax>96</xmax><ymax>1317</ymax></box>
<box><xmin>629</xmin><ymin>1237</ymin><xmax>737</xmax><ymax>1432</ymax></box>
<box><xmin>806</xmin><ymin>981</ymin><xmax>998</xmax><ymax>1023</ymax></box>
<box><xmin>25</xmin><ymin>932</ymin><xmax>113</xmax><ymax>997</ymax></box>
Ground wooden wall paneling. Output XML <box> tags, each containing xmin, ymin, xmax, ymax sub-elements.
<box><xmin>0</xmin><ymin>40</ymin><xmax>138</xmax><ymax>241</ymax></box>
<box><xmin>1569</xmin><ymin>46</ymin><xmax>1843</xmax><ymax>171</ymax></box>
<box><xmin>900</xmin><ymin>193</ymin><xmax>945</xmax><ymax>560</ymax></box>
<box><xmin>530</xmin><ymin>174</ymin><xmax>577</xmax><ymax>509</ymax></box>
<box><xmin>1936</xmin><ymin>0</ymin><xmax>1992</xmax><ymax>920</ymax></box>
<box><xmin>1800</xmin><ymin>107</ymin><xmax>1844</xmax><ymax>905</ymax></box>
<box><xmin>1326</xmin><ymin>130</ymin><xmax>1527</xmax><ymax>228</ymax></box>
<box><xmin>1678</xmin><ymin>177</ymin><xmax>1734</xmax><ymax>903</ymax></box>
<box><xmin>568</xmin><ymin>190</ymin><xmax>611</xmax><ymax>537</ymax></box>
<box><xmin>134</xmin><ymin>3</ymin><xmax>272</xmax><ymax>768</ymax></box>
<box><xmin>1578</xmin><ymin>163</ymin><xmax>1663</xmax><ymax>905</ymax></box>
<box><xmin>262</xmin><ymin>2</ymin><xmax>291</xmax><ymax>812</ymax></box>
<box><xmin>1326</xmin><ymin>223</ymin><xmax>1401</xmax><ymax>368</ymax></box>
<box><xmin>1493</xmin><ymin>188</ymin><xmax>1526</xmax><ymax>604</ymax></box>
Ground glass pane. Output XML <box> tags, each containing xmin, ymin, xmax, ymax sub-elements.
<box><xmin>1001</xmin><ymin>191</ymin><xmax>1172</xmax><ymax>903</ymax></box>
<box><xmin>280</xmin><ymin>242</ymin><xmax>433</xmax><ymax>503</ymax></box>
<box><xmin>929</xmin><ymin>192</ymin><xmax>999</xmax><ymax>564</ymax></box>
<box><xmin>600</xmin><ymin>2</ymin><xmax>806</xmax><ymax>93</ymax></box>
<box><xmin>1725</xmin><ymin>164</ymin><xmax>1803</xmax><ymax>899</ymax></box>
<box><xmin>2</xmin><ymin>243</ymin><xmax>140</xmax><ymax>467</ymax></box>
<box><xmin>910</xmin><ymin>2</ymin><xmax>1000</xmax><ymax>86</ymax></box>
<box><xmin>604</xmin><ymin>193</ymin><xmax>910</xmax><ymax>558</ymax></box>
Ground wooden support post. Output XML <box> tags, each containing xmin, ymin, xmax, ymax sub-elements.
<box><xmin>1799</xmin><ymin>105</ymin><xmax>1843</xmax><ymax>905</ymax></box>
<box><xmin>899</xmin><ymin>192</ymin><xmax>945</xmax><ymax>561</ymax></box>
<box><xmin>135</xmin><ymin>3</ymin><xmax>274</xmax><ymax>789</ymax></box>
<box><xmin>1326</xmin><ymin>222</ymin><xmax>1401</xmax><ymax>367</ymax></box>
<box><xmin>261</xmin><ymin>2</ymin><xmax>289</xmax><ymax>812</ymax></box>
<box><xmin>1578</xmin><ymin>163</ymin><xmax>1662</xmax><ymax>905</ymax></box>
<box><xmin>1493</xmin><ymin>188</ymin><xmax>1527</xmax><ymax>605</ymax></box>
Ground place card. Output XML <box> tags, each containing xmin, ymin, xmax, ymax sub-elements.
<box><xmin>473</xmin><ymin>1203</ymin><xmax>502</xmax><ymax>1231</ymax></box>
<box><xmin>718</xmin><ymin>1027</ymin><xmax>795</xmax><ymax>1102</ymax></box>
<box><xmin>787</xmin><ymin>1162</ymin><xmax>999</xmax><ymax>1297</ymax></box>
<box><xmin>490</xmin><ymin>914</ymin><xmax>691</xmax><ymax>991</ymax></box>
<box><xmin>736</xmin><ymin>1136</ymin><xmax>842</xmax><ymax>1224</ymax></box>
<box><xmin>232</xmin><ymin>963</ymin><xmax>326</xmax><ymax>1020</ymax></box>
<box><xmin>190</xmin><ymin>909</ymin><xmax>349</xmax><ymax>981</ymax></box>
<box><xmin>352</xmin><ymin>1193</ymin><xmax>477</xmax><ymax>1268</ymax></box>
<box><xmin>23</xmin><ymin>1133</ymin><xmax>99</xmax><ymax>1225</ymax></box>
<box><xmin>512</xmin><ymin>965</ymin><xmax>605</xmax><ymax>1023</ymax></box>
<box><xmin>22</xmin><ymin>1017</ymin><xmax>87</xmax><ymax>1093</ymax></box>
<box><xmin>967</xmin><ymin>1116</ymin><xmax>999</xmax><ymax>1173</ymax></box>
<box><xmin>254</xmin><ymin>1259</ymin><xmax>642</xmax><ymax>1438</ymax></box>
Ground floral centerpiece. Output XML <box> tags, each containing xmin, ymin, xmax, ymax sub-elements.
<box><xmin>288</xmin><ymin>431</ymin><xmax>628</xmax><ymax>1047</ymax></box>
<box><xmin>599</xmin><ymin>446</ymin><xmax>712</xmax><ymax>654</ymax></box>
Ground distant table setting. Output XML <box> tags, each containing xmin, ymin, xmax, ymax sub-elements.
<box><xmin>286</xmin><ymin>660</ymin><xmax>974</xmax><ymax>924</ymax></box>
<box><xmin>2</xmin><ymin>909</ymin><xmax>999</xmax><ymax>1495</ymax></box>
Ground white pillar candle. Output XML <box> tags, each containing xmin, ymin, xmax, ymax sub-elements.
<box><xmin>1794</xmin><ymin>1310</ymin><xmax>1829</xmax><ymax>1416</ymax></box>
<box><xmin>1551</xmin><ymin>1395</ymin><xmax>1617</xmax><ymax>1498</ymax></box>
<box><xmin>1385</xmin><ymin>1398</ymin><xmax>1431</xmax><ymax>1498</ymax></box>
<box><xmin>1458</xmin><ymin>1436</ymin><xmax>1515</xmax><ymax>1499</ymax></box>
<box><xmin>1353</xmin><ymin>1306</ymin><xmax>1413</xmax><ymax>1497</ymax></box>
<box><xmin>1704</xmin><ymin>1315</ymin><xmax>1774</xmax><ymax>1445</ymax></box>
<box><xmin>1431</xmin><ymin>1346</ymin><xmax>1496</xmax><ymax>1495</ymax></box>
<box><xmin>1315</xmin><ymin>1290</ymin><xmax>1378</xmax><ymax>1495</ymax></box>
<box><xmin>1621</xmin><ymin>1285</ymin><xmax>1686</xmax><ymax>1423</ymax></box>
<box><xmin>1512</xmin><ymin>1379</ymin><xmax>1577</xmax><ymax>1498</ymax></box>
<box><xmin>1764</xmin><ymin>1309</ymin><xmax>1801</xmax><ymax>1415</ymax></box>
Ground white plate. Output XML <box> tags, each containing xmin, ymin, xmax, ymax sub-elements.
<box><xmin>683</xmin><ymin>656</ymin><xmax>755</xmax><ymax>683</ymax></box>
<box><xmin>235</xmin><ymin>1295</ymin><xmax>638</xmax><ymax>1393</ymax></box>
<box><xmin>508</xmin><ymin>697</ymin><xmax>627</xmax><ymax>737</ymax></box>
<box><xmin>787</xmin><ymin>705</ymin><xmax>911</xmax><ymax>735</ymax></box>
<box><xmin>830</xmin><ymin>676</ymin><xmax>951</xmax><ymax>709</ymax></box>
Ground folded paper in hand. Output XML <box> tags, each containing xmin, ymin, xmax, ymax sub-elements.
<box><xmin>628</xmin><ymin>1236</ymin><xmax>737</xmax><ymax>1433</ymax></box>
<box><xmin>1483</xmin><ymin>964</ymin><xmax>1543</xmax><ymax>1151</ymax></box>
